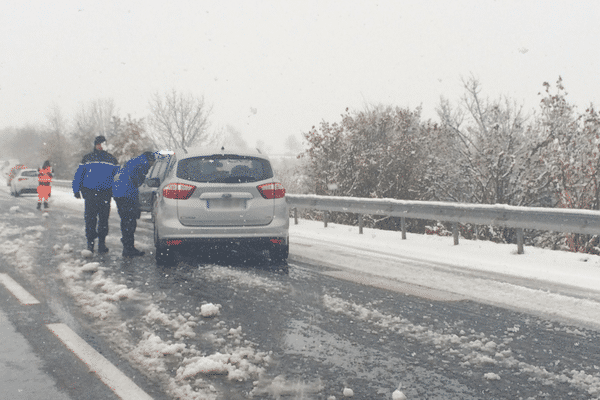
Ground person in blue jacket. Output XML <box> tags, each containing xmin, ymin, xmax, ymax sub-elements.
<box><xmin>72</xmin><ymin>136</ymin><xmax>119</xmax><ymax>253</ymax></box>
<box><xmin>113</xmin><ymin>151</ymin><xmax>156</xmax><ymax>257</ymax></box>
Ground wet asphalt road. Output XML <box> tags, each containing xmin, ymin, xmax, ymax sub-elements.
<box><xmin>2</xmin><ymin>190</ymin><xmax>600</xmax><ymax>399</ymax></box>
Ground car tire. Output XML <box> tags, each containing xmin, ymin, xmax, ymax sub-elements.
<box><xmin>154</xmin><ymin>223</ymin><xmax>175</xmax><ymax>266</ymax></box>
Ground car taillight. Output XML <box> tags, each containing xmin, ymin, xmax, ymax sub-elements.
<box><xmin>18</xmin><ymin>178</ymin><xmax>27</xmax><ymax>181</ymax></box>
<box><xmin>257</xmin><ymin>182</ymin><xmax>285</xmax><ymax>199</ymax></box>
<box><xmin>163</xmin><ymin>183</ymin><xmax>196</xmax><ymax>199</ymax></box>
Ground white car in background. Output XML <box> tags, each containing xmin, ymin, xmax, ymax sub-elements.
<box><xmin>150</xmin><ymin>147</ymin><xmax>289</xmax><ymax>266</ymax></box>
<box><xmin>11</xmin><ymin>169</ymin><xmax>39</xmax><ymax>197</ymax></box>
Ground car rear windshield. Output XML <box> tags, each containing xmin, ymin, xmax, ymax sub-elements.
<box><xmin>22</xmin><ymin>171</ymin><xmax>38</xmax><ymax>177</ymax></box>
<box><xmin>177</xmin><ymin>155</ymin><xmax>273</xmax><ymax>183</ymax></box>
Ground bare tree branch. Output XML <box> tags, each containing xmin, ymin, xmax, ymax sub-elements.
<box><xmin>148</xmin><ymin>89</ymin><xmax>213</xmax><ymax>150</ymax></box>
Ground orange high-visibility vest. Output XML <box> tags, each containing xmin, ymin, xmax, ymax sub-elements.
<box><xmin>38</xmin><ymin>166</ymin><xmax>52</xmax><ymax>184</ymax></box>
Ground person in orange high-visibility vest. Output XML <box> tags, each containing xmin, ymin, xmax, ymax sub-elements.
<box><xmin>37</xmin><ymin>160</ymin><xmax>52</xmax><ymax>210</ymax></box>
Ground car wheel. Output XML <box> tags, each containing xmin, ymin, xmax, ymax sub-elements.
<box><xmin>14</xmin><ymin>189</ymin><xmax>19</xmax><ymax>197</ymax></box>
<box><xmin>154</xmin><ymin>223</ymin><xmax>175</xmax><ymax>266</ymax></box>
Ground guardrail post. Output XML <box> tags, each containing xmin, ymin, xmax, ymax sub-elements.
<box><xmin>401</xmin><ymin>217</ymin><xmax>407</xmax><ymax>240</ymax></box>
<box><xmin>324</xmin><ymin>211</ymin><xmax>328</xmax><ymax>228</ymax></box>
<box><xmin>453</xmin><ymin>222</ymin><xmax>459</xmax><ymax>245</ymax></box>
<box><xmin>517</xmin><ymin>228</ymin><xmax>524</xmax><ymax>254</ymax></box>
<box><xmin>358</xmin><ymin>214</ymin><xmax>363</xmax><ymax>234</ymax></box>
<box><xmin>294</xmin><ymin>208</ymin><xmax>298</xmax><ymax>225</ymax></box>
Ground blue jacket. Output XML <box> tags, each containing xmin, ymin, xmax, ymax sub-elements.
<box><xmin>72</xmin><ymin>149</ymin><xmax>119</xmax><ymax>193</ymax></box>
<box><xmin>112</xmin><ymin>154</ymin><xmax>152</xmax><ymax>200</ymax></box>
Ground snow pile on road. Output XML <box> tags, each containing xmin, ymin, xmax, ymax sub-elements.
<box><xmin>81</xmin><ymin>249</ymin><xmax>93</xmax><ymax>258</ymax></box>
<box><xmin>80</xmin><ymin>262</ymin><xmax>99</xmax><ymax>272</ymax></box>
<box><xmin>145</xmin><ymin>304</ymin><xmax>199</xmax><ymax>339</ymax></box>
<box><xmin>50</xmin><ymin>244</ymin><xmax>274</xmax><ymax>399</ymax></box>
<box><xmin>323</xmin><ymin>294</ymin><xmax>600</xmax><ymax>397</ymax></box>
<box><xmin>392</xmin><ymin>387</ymin><xmax>407</xmax><ymax>399</ymax></box>
<box><xmin>200</xmin><ymin>303</ymin><xmax>221</xmax><ymax>318</ymax></box>
<box><xmin>0</xmin><ymin>222</ymin><xmax>44</xmax><ymax>274</ymax></box>
<box><xmin>198</xmin><ymin>265</ymin><xmax>290</xmax><ymax>293</ymax></box>
<box><xmin>176</xmin><ymin>343</ymin><xmax>269</xmax><ymax>382</ymax></box>
<box><xmin>249</xmin><ymin>374</ymin><xmax>324</xmax><ymax>398</ymax></box>
<box><xmin>133</xmin><ymin>301</ymin><xmax>272</xmax><ymax>396</ymax></box>
<box><xmin>56</xmin><ymin>255</ymin><xmax>131</xmax><ymax>320</ymax></box>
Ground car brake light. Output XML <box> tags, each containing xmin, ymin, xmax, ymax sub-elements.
<box><xmin>163</xmin><ymin>183</ymin><xmax>196</xmax><ymax>199</ymax></box>
<box><xmin>18</xmin><ymin>178</ymin><xmax>27</xmax><ymax>181</ymax></box>
<box><xmin>257</xmin><ymin>182</ymin><xmax>285</xmax><ymax>199</ymax></box>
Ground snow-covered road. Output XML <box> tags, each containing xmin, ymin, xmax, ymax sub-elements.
<box><xmin>36</xmin><ymin>183</ymin><xmax>600</xmax><ymax>331</ymax></box>
<box><xmin>3</xmin><ymin>184</ymin><xmax>600</xmax><ymax>399</ymax></box>
<box><xmin>289</xmin><ymin>217</ymin><xmax>600</xmax><ymax>331</ymax></box>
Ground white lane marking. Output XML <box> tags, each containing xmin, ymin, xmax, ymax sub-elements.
<box><xmin>47</xmin><ymin>323</ymin><xmax>153</xmax><ymax>400</ymax></box>
<box><xmin>0</xmin><ymin>273</ymin><xmax>40</xmax><ymax>305</ymax></box>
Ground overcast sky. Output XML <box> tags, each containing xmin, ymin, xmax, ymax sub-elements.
<box><xmin>1</xmin><ymin>0</ymin><xmax>599</xmax><ymax>153</ymax></box>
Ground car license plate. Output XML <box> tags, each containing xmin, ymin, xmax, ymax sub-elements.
<box><xmin>206</xmin><ymin>199</ymin><xmax>246</xmax><ymax>210</ymax></box>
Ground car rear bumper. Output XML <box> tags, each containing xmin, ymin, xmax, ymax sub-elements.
<box><xmin>155</xmin><ymin>215</ymin><xmax>289</xmax><ymax>239</ymax></box>
<box><xmin>158</xmin><ymin>236</ymin><xmax>288</xmax><ymax>252</ymax></box>
<box><xmin>154</xmin><ymin>207</ymin><xmax>290</xmax><ymax>245</ymax></box>
<box><xmin>154</xmin><ymin>198</ymin><xmax>289</xmax><ymax>240</ymax></box>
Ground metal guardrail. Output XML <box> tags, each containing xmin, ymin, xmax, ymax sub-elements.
<box><xmin>286</xmin><ymin>194</ymin><xmax>600</xmax><ymax>254</ymax></box>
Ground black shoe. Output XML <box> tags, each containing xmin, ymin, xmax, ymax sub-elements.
<box><xmin>123</xmin><ymin>247</ymin><xmax>145</xmax><ymax>257</ymax></box>
<box><xmin>98</xmin><ymin>238</ymin><xmax>109</xmax><ymax>253</ymax></box>
<box><xmin>37</xmin><ymin>203</ymin><xmax>41</xmax><ymax>210</ymax></box>
<box><xmin>44</xmin><ymin>202</ymin><xmax>49</xmax><ymax>209</ymax></box>
<box><xmin>87</xmin><ymin>241</ymin><xmax>94</xmax><ymax>253</ymax></box>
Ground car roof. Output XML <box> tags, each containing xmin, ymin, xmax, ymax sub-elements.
<box><xmin>174</xmin><ymin>147</ymin><xmax>270</xmax><ymax>159</ymax></box>
<box><xmin>18</xmin><ymin>168</ymin><xmax>38</xmax><ymax>174</ymax></box>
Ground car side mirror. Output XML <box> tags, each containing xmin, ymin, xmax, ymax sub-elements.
<box><xmin>146</xmin><ymin>177</ymin><xmax>161</xmax><ymax>188</ymax></box>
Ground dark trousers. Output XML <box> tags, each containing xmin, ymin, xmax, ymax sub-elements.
<box><xmin>115</xmin><ymin>197</ymin><xmax>141</xmax><ymax>249</ymax></box>
<box><xmin>81</xmin><ymin>187</ymin><xmax>112</xmax><ymax>243</ymax></box>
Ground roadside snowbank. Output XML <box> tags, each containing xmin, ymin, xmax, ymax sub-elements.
<box><xmin>290</xmin><ymin>219</ymin><xmax>600</xmax><ymax>330</ymax></box>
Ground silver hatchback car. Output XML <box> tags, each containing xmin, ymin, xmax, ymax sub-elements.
<box><xmin>151</xmin><ymin>147</ymin><xmax>289</xmax><ymax>266</ymax></box>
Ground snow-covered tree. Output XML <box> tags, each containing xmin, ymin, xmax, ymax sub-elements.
<box><xmin>436</xmin><ymin>77</ymin><xmax>532</xmax><ymax>206</ymax></box>
<box><xmin>301</xmin><ymin>105</ymin><xmax>438</xmax><ymax>229</ymax></box>
<box><xmin>302</xmin><ymin>116</ymin><xmax>347</xmax><ymax>196</ymax></box>
<box><xmin>531</xmin><ymin>78</ymin><xmax>600</xmax><ymax>252</ymax></box>
<box><xmin>341</xmin><ymin>105</ymin><xmax>426</xmax><ymax>200</ymax></box>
